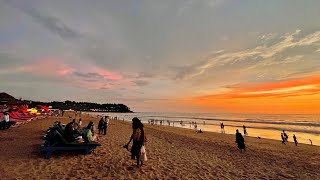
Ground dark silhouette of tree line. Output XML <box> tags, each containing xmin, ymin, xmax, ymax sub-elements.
<box><xmin>29</xmin><ymin>100</ymin><xmax>133</xmax><ymax>112</ymax></box>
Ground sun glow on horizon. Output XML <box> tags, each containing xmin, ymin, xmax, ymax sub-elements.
<box><xmin>183</xmin><ymin>75</ymin><xmax>320</xmax><ymax>114</ymax></box>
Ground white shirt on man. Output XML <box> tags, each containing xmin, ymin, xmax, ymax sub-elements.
<box><xmin>104</xmin><ymin>117</ymin><xmax>109</xmax><ymax>124</ymax></box>
<box><xmin>4</xmin><ymin>114</ymin><xmax>10</xmax><ymax>122</ymax></box>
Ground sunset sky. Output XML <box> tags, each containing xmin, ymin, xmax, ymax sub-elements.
<box><xmin>1</xmin><ymin>0</ymin><xmax>320</xmax><ymax>113</ymax></box>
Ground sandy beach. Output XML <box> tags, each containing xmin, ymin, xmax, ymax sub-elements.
<box><xmin>0</xmin><ymin>112</ymin><xmax>319</xmax><ymax>179</ymax></box>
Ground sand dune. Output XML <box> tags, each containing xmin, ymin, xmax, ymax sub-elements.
<box><xmin>0</xmin><ymin>113</ymin><xmax>319</xmax><ymax>179</ymax></box>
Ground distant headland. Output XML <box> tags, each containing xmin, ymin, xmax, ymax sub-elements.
<box><xmin>0</xmin><ymin>92</ymin><xmax>133</xmax><ymax>113</ymax></box>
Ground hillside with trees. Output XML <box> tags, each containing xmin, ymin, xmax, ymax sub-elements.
<box><xmin>30</xmin><ymin>100</ymin><xmax>133</xmax><ymax>112</ymax></box>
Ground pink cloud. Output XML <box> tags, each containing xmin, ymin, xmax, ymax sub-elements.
<box><xmin>36</xmin><ymin>58</ymin><xmax>75</xmax><ymax>76</ymax></box>
<box><xmin>14</xmin><ymin>58</ymin><xmax>76</xmax><ymax>77</ymax></box>
<box><xmin>86</xmin><ymin>65</ymin><xmax>122</xmax><ymax>80</ymax></box>
<box><xmin>0</xmin><ymin>57</ymin><xmax>132</xmax><ymax>90</ymax></box>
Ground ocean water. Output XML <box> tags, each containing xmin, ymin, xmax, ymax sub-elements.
<box><xmin>88</xmin><ymin>112</ymin><xmax>320</xmax><ymax>146</ymax></box>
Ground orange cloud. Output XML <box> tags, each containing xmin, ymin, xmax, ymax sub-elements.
<box><xmin>189</xmin><ymin>75</ymin><xmax>320</xmax><ymax>114</ymax></box>
<box><xmin>197</xmin><ymin>76</ymin><xmax>320</xmax><ymax>100</ymax></box>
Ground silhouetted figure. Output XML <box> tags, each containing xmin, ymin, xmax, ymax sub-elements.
<box><xmin>309</xmin><ymin>139</ymin><xmax>313</xmax><ymax>145</ymax></box>
<box><xmin>221</xmin><ymin>123</ymin><xmax>225</xmax><ymax>133</ymax></box>
<box><xmin>65</xmin><ymin>119</ymin><xmax>76</xmax><ymax>142</ymax></box>
<box><xmin>98</xmin><ymin>117</ymin><xmax>104</xmax><ymax>134</ymax></box>
<box><xmin>293</xmin><ymin>134</ymin><xmax>298</xmax><ymax>146</ymax></box>
<box><xmin>235</xmin><ymin>129</ymin><xmax>245</xmax><ymax>152</ymax></box>
<box><xmin>283</xmin><ymin>130</ymin><xmax>288</xmax><ymax>142</ymax></box>
<box><xmin>103</xmin><ymin>116</ymin><xmax>109</xmax><ymax>135</ymax></box>
<box><xmin>243</xmin><ymin>125</ymin><xmax>248</xmax><ymax>136</ymax></box>
<box><xmin>72</xmin><ymin>119</ymin><xmax>80</xmax><ymax>132</ymax></box>
<box><xmin>203</xmin><ymin>121</ymin><xmax>205</xmax><ymax>125</ymax></box>
<box><xmin>258</xmin><ymin>136</ymin><xmax>261</xmax><ymax>139</ymax></box>
<box><xmin>281</xmin><ymin>132</ymin><xmax>286</xmax><ymax>144</ymax></box>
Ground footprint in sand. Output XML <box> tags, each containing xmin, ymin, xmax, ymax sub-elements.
<box><xmin>126</xmin><ymin>166</ymin><xmax>134</xmax><ymax>171</ymax></box>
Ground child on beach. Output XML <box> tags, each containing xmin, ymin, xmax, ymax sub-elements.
<box><xmin>124</xmin><ymin>117</ymin><xmax>147</xmax><ymax>167</ymax></box>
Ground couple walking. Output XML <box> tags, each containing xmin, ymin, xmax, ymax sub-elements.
<box><xmin>98</xmin><ymin>116</ymin><xmax>109</xmax><ymax>135</ymax></box>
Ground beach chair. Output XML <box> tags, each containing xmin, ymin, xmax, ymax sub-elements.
<box><xmin>8</xmin><ymin>112</ymin><xmax>31</xmax><ymax>121</ymax></box>
<box><xmin>41</xmin><ymin>130</ymin><xmax>101</xmax><ymax>159</ymax></box>
<box><xmin>12</xmin><ymin>111</ymin><xmax>33</xmax><ymax>120</ymax></box>
<box><xmin>19</xmin><ymin>112</ymin><xmax>35</xmax><ymax>118</ymax></box>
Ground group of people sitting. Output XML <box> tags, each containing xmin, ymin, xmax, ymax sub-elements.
<box><xmin>57</xmin><ymin>118</ymin><xmax>98</xmax><ymax>143</ymax></box>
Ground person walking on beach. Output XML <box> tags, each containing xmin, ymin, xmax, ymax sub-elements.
<box><xmin>293</xmin><ymin>134</ymin><xmax>298</xmax><ymax>146</ymax></box>
<box><xmin>283</xmin><ymin>130</ymin><xmax>288</xmax><ymax>142</ymax></box>
<box><xmin>221</xmin><ymin>123</ymin><xmax>225</xmax><ymax>133</ymax></box>
<box><xmin>98</xmin><ymin>117</ymin><xmax>104</xmax><ymax>134</ymax></box>
<box><xmin>243</xmin><ymin>125</ymin><xmax>248</xmax><ymax>136</ymax></box>
<box><xmin>103</xmin><ymin>116</ymin><xmax>109</xmax><ymax>135</ymax></box>
<box><xmin>281</xmin><ymin>132</ymin><xmax>286</xmax><ymax>144</ymax></box>
<box><xmin>235</xmin><ymin>129</ymin><xmax>245</xmax><ymax>152</ymax></box>
<box><xmin>124</xmin><ymin>117</ymin><xmax>146</xmax><ymax>167</ymax></box>
<box><xmin>309</xmin><ymin>139</ymin><xmax>313</xmax><ymax>145</ymax></box>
